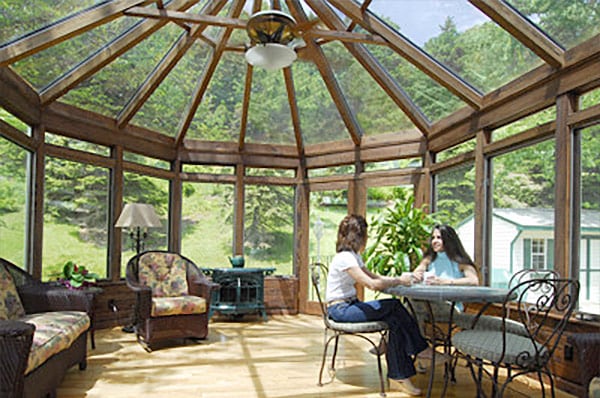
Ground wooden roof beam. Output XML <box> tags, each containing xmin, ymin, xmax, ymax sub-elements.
<box><xmin>306</xmin><ymin>0</ymin><xmax>430</xmax><ymax>135</ymax></box>
<box><xmin>123</xmin><ymin>7</ymin><xmax>246</xmax><ymax>30</ymax></box>
<box><xmin>469</xmin><ymin>0</ymin><xmax>564</xmax><ymax>68</ymax></box>
<box><xmin>117</xmin><ymin>0</ymin><xmax>228</xmax><ymax>128</ymax></box>
<box><xmin>0</xmin><ymin>0</ymin><xmax>153</xmax><ymax>67</ymax></box>
<box><xmin>175</xmin><ymin>0</ymin><xmax>246</xmax><ymax>147</ymax></box>
<box><xmin>287</xmin><ymin>0</ymin><xmax>363</xmax><ymax>146</ymax></box>
<box><xmin>303</xmin><ymin>29</ymin><xmax>387</xmax><ymax>46</ymax></box>
<box><xmin>283</xmin><ymin>67</ymin><xmax>305</xmax><ymax>157</ymax></box>
<box><xmin>238</xmin><ymin>64</ymin><xmax>253</xmax><ymax>151</ymax></box>
<box><xmin>40</xmin><ymin>0</ymin><xmax>199</xmax><ymax>105</ymax></box>
<box><xmin>327</xmin><ymin>0</ymin><xmax>483</xmax><ymax>110</ymax></box>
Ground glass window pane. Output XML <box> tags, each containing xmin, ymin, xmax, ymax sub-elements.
<box><xmin>0</xmin><ymin>0</ymin><xmax>106</xmax><ymax>46</ymax></box>
<box><xmin>579</xmin><ymin>124</ymin><xmax>600</xmax><ymax>315</ymax></box>
<box><xmin>181</xmin><ymin>181</ymin><xmax>233</xmax><ymax>267</ymax></box>
<box><xmin>493</xmin><ymin>107</ymin><xmax>555</xmax><ymax>142</ymax></box>
<box><xmin>0</xmin><ymin>107</ymin><xmax>31</xmax><ymax>136</ymax></box>
<box><xmin>45</xmin><ymin>133</ymin><xmax>109</xmax><ymax>156</ymax></box>
<box><xmin>436</xmin><ymin>163</ymin><xmax>476</xmax><ymax>259</ymax></box>
<box><xmin>244</xmin><ymin>184</ymin><xmax>295</xmax><ymax>274</ymax></box>
<box><xmin>505</xmin><ymin>0</ymin><xmax>600</xmax><ymax>50</ymax></box>
<box><xmin>308</xmin><ymin>189</ymin><xmax>348</xmax><ymax>302</ymax></box>
<box><xmin>436</xmin><ymin>139</ymin><xmax>476</xmax><ymax>162</ymax></box>
<box><xmin>490</xmin><ymin>139</ymin><xmax>555</xmax><ymax>287</ymax></box>
<box><xmin>43</xmin><ymin>157</ymin><xmax>109</xmax><ymax>281</ymax></box>
<box><xmin>366</xmin><ymin>0</ymin><xmax>544</xmax><ymax>93</ymax></box>
<box><xmin>0</xmin><ymin>136</ymin><xmax>30</xmax><ymax>267</ymax></box>
<box><xmin>121</xmin><ymin>172</ymin><xmax>169</xmax><ymax>274</ymax></box>
<box><xmin>123</xmin><ymin>152</ymin><xmax>170</xmax><ymax>170</ymax></box>
<box><xmin>322</xmin><ymin>41</ymin><xmax>414</xmax><ymax>135</ymax></box>
<box><xmin>580</xmin><ymin>87</ymin><xmax>600</xmax><ymax>111</ymax></box>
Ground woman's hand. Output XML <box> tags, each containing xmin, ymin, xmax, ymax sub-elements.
<box><xmin>412</xmin><ymin>270</ymin><xmax>424</xmax><ymax>284</ymax></box>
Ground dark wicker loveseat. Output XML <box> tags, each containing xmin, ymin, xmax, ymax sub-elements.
<box><xmin>0</xmin><ymin>258</ymin><xmax>91</xmax><ymax>398</ymax></box>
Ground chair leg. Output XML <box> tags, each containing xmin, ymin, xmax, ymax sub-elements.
<box><xmin>375</xmin><ymin>351</ymin><xmax>387</xmax><ymax>397</ymax></box>
<box><xmin>330</xmin><ymin>335</ymin><xmax>340</xmax><ymax>373</ymax></box>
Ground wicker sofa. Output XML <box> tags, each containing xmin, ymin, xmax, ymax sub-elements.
<box><xmin>0</xmin><ymin>258</ymin><xmax>91</xmax><ymax>398</ymax></box>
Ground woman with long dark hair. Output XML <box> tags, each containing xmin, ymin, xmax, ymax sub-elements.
<box><xmin>413</xmin><ymin>224</ymin><xmax>479</xmax><ymax>286</ymax></box>
<box><xmin>326</xmin><ymin>214</ymin><xmax>428</xmax><ymax>396</ymax></box>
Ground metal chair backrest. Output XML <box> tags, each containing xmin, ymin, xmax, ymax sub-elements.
<box><xmin>504</xmin><ymin>277</ymin><xmax>579</xmax><ymax>368</ymax></box>
<box><xmin>310</xmin><ymin>262</ymin><xmax>332</xmax><ymax>326</ymax></box>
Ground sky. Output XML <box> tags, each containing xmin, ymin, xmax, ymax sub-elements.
<box><xmin>362</xmin><ymin>0</ymin><xmax>489</xmax><ymax>46</ymax></box>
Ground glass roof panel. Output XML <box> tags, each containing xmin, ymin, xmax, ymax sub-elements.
<box><xmin>246</xmin><ymin>68</ymin><xmax>295</xmax><ymax>145</ymax></box>
<box><xmin>366</xmin><ymin>0</ymin><xmax>544</xmax><ymax>94</ymax></box>
<box><xmin>11</xmin><ymin>17</ymin><xmax>139</xmax><ymax>91</ymax></box>
<box><xmin>61</xmin><ymin>22</ymin><xmax>183</xmax><ymax>119</ymax></box>
<box><xmin>292</xmin><ymin>59</ymin><xmax>349</xmax><ymax>145</ymax></box>
<box><xmin>131</xmin><ymin>41</ymin><xmax>213</xmax><ymax>137</ymax></box>
<box><xmin>186</xmin><ymin>51</ymin><xmax>246</xmax><ymax>141</ymax></box>
<box><xmin>364</xmin><ymin>43</ymin><xmax>464</xmax><ymax>123</ymax></box>
<box><xmin>505</xmin><ymin>0</ymin><xmax>600</xmax><ymax>50</ymax></box>
<box><xmin>0</xmin><ymin>0</ymin><xmax>105</xmax><ymax>46</ymax></box>
<box><xmin>321</xmin><ymin>41</ymin><xmax>414</xmax><ymax>136</ymax></box>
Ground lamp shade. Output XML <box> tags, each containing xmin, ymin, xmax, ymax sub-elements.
<box><xmin>115</xmin><ymin>203</ymin><xmax>162</xmax><ymax>228</ymax></box>
<box><xmin>245</xmin><ymin>43</ymin><xmax>297</xmax><ymax>71</ymax></box>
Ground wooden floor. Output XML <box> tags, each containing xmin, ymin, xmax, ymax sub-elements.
<box><xmin>57</xmin><ymin>314</ymin><xmax>576</xmax><ymax>398</ymax></box>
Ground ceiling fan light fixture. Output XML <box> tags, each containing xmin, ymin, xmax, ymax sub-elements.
<box><xmin>245</xmin><ymin>10</ymin><xmax>298</xmax><ymax>71</ymax></box>
<box><xmin>245</xmin><ymin>43</ymin><xmax>297</xmax><ymax>71</ymax></box>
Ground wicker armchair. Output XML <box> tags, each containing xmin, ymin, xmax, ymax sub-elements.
<box><xmin>125</xmin><ymin>251</ymin><xmax>219</xmax><ymax>352</ymax></box>
<box><xmin>1</xmin><ymin>258</ymin><xmax>91</xmax><ymax>398</ymax></box>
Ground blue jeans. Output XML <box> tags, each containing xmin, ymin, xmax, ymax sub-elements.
<box><xmin>327</xmin><ymin>298</ymin><xmax>428</xmax><ymax>380</ymax></box>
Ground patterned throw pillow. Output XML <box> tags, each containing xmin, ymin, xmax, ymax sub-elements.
<box><xmin>0</xmin><ymin>263</ymin><xmax>26</xmax><ymax>320</ymax></box>
<box><xmin>138</xmin><ymin>252</ymin><xmax>189</xmax><ymax>297</ymax></box>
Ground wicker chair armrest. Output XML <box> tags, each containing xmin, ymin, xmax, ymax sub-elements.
<box><xmin>189</xmin><ymin>279</ymin><xmax>220</xmax><ymax>307</ymax></box>
<box><xmin>18</xmin><ymin>285</ymin><xmax>92</xmax><ymax>313</ymax></box>
<box><xmin>0</xmin><ymin>320</ymin><xmax>35</xmax><ymax>397</ymax></box>
<box><xmin>126</xmin><ymin>281</ymin><xmax>152</xmax><ymax>319</ymax></box>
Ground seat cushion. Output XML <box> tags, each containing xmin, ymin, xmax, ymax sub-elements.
<box><xmin>151</xmin><ymin>295</ymin><xmax>207</xmax><ymax>317</ymax></box>
<box><xmin>452</xmin><ymin>329</ymin><xmax>548</xmax><ymax>369</ymax></box>
<box><xmin>327</xmin><ymin>318</ymin><xmax>388</xmax><ymax>333</ymax></box>
<box><xmin>138</xmin><ymin>252</ymin><xmax>189</xmax><ymax>297</ymax></box>
<box><xmin>21</xmin><ymin>311</ymin><xmax>90</xmax><ymax>374</ymax></box>
<box><xmin>454</xmin><ymin>313</ymin><xmax>528</xmax><ymax>337</ymax></box>
<box><xmin>0</xmin><ymin>263</ymin><xmax>26</xmax><ymax>320</ymax></box>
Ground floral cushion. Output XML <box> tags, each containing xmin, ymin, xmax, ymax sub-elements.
<box><xmin>22</xmin><ymin>311</ymin><xmax>90</xmax><ymax>374</ymax></box>
<box><xmin>0</xmin><ymin>263</ymin><xmax>26</xmax><ymax>320</ymax></box>
<box><xmin>151</xmin><ymin>295</ymin><xmax>207</xmax><ymax>317</ymax></box>
<box><xmin>138</xmin><ymin>252</ymin><xmax>189</xmax><ymax>297</ymax></box>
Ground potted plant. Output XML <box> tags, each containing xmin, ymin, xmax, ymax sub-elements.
<box><xmin>364</xmin><ymin>194</ymin><xmax>437</xmax><ymax>277</ymax></box>
<box><xmin>60</xmin><ymin>261</ymin><xmax>99</xmax><ymax>290</ymax></box>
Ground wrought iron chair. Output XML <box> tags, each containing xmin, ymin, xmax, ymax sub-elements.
<box><xmin>125</xmin><ymin>251</ymin><xmax>219</xmax><ymax>352</ymax></box>
<box><xmin>454</xmin><ymin>268</ymin><xmax>561</xmax><ymax>335</ymax></box>
<box><xmin>452</xmin><ymin>277</ymin><xmax>580</xmax><ymax>397</ymax></box>
<box><xmin>310</xmin><ymin>262</ymin><xmax>389</xmax><ymax>397</ymax></box>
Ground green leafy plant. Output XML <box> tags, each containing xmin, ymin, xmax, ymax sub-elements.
<box><xmin>60</xmin><ymin>261</ymin><xmax>99</xmax><ymax>289</ymax></box>
<box><xmin>364</xmin><ymin>195</ymin><xmax>436</xmax><ymax>277</ymax></box>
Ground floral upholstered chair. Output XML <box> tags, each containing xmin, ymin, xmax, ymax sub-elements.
<box><xmin>125</xmin><ymin>251</ymin><xmax>219</xmax><ymax>351</ymax></box>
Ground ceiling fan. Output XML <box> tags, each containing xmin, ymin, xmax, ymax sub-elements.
<box><xmin>244</xmin><ymin>9</ymin><xmax>317</xmax><ymax>71</ymax></box>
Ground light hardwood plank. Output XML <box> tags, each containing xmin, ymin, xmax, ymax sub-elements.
<box><xmin>58</xmin><ymin>314</ymin><xmax>577</xmax><ymax>398</ymax></box>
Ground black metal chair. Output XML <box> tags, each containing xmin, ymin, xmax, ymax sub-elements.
<box><xmin>454</xmin><ymin>268</ymin><xmax>560</xmax><ymax>335</ymax></box>
<box><xmin>452</xmin><ymin>277</ymin><xmax>580</xmax><ymax>397</ymax></box>
<box><xmin>310</xmin><ymin>262</ymin><xmax>389</xmax><ymax>397</ymax></box>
